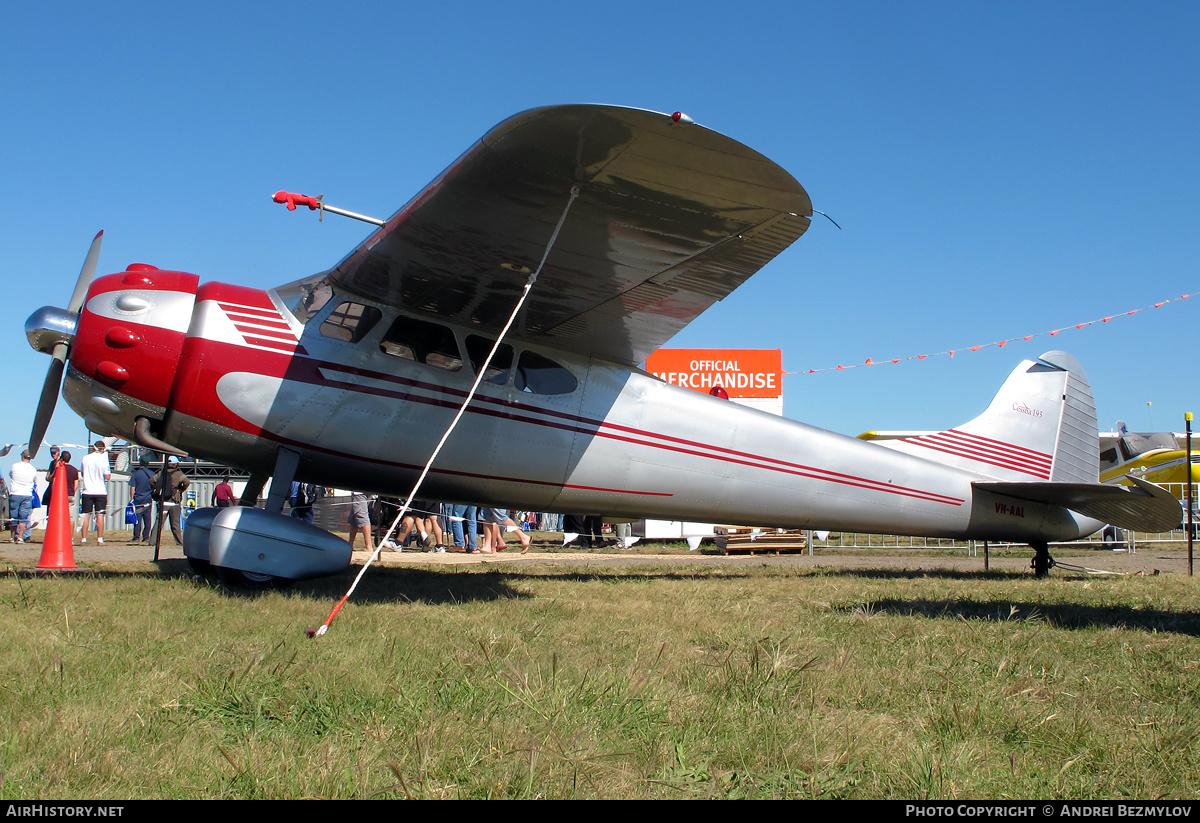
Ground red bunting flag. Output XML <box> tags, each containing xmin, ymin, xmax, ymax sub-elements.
<box><xmin>789</xmin><ymin>286</ymin><xmax>1194</xmax><ymax>375</ymax></box>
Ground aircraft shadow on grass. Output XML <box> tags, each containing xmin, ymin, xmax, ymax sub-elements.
<box><xmin>86</xmin><ymin>561</ymin><xmax>1200</xmax><ymax>634</ymax></box>
<box><xmin>76</xmin><ymin>560</ymin><xmax>531</xmax><ymax>605</ymax></box>
<box><xmin>849</xmin><ymin>597</ymin><xmax>1200</xmax><ymax>637</ymax></box>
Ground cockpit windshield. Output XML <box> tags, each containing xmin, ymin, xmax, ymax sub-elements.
<box><xmin>272</xmin><ymin>273</ymin><xmax>334</xmax><ymax>325</ymax></box>
<box><xmin>1119</xmin><ymin>432</ymin><xmax>1179</xmax><ymax>461</ymax></box>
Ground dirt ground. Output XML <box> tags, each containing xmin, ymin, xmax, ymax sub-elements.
<box><xmin>2</xmin><ymin>531</ymin><xmax>1195</xmax><ymax>577</ymax></box>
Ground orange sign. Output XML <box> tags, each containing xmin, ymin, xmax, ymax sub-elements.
<box><xmin>646</xmin><ymin>349</ymin><xmax>782</xmax><ymax>398</ymax></box>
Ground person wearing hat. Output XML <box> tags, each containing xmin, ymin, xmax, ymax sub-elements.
<box><xmin>45</xmin><ymin>450</ymin><xmax>78</xmax><ymax>519</ymax></box>
<box><xmin>150</xmin><ymin>457</ymin><xmax>190</xmax><ymax>546</ymax></box>
<box><xmin>79</xmin><ymin>440</ymin><xmax>111</xmax><ymax>544</ymax></box>
<box><xmin>42</xmin><ymin>445</ymin><xmax>61</xmax><ymax>506</ymax></box>
<box><xmin>128</xmin><ymin>455</ymin><xmax>156</xmax><ymax>545</ymax></box>
<box><xmin>8</xmin><ymin>450</ymin><xmax>37</xmax><ymax>543</ymax></box>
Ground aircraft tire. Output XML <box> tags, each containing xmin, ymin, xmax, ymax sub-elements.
<box><xmin>1030</xmin><ymin>542</ymin><xmax>1054</xmax><ymax>578</ymax></box>
<box><xmin>215</xmin><ymin>565</ymin><xmax>291</xmax><ymax>591</ymax></box>
<box><xmin>186</xmin><ymin>557</ymin><xmax>212</xmax><ymax>576</ymax></box>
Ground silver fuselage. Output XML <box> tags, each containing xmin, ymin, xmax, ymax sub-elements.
<box><xmin>64</xmin><ymin>288</ymin><xmax>1098</xmax><ymax>544</ymax></box>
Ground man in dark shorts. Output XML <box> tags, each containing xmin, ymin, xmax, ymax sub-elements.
<box><xmin>79</xmin><ymin>441</ymin><xmax>111</xmax><ymax>544</ymax></box>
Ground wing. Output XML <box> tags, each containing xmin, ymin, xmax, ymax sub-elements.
<box><xmin>327</xmin><ymin>104</ymin><xmax>812</xmax><ymax>365</ymax></box>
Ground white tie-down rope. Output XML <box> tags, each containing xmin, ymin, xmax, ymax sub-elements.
<box><xmin>310</xmin><ymin>185</ymin><xmax>582</xmax><ymax>637</ymax></box>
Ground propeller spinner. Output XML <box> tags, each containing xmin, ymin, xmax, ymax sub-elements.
<box><xmin>24</xmin><ymin>231</ymin><xmax>103</xmax><ymax>459</ymax></box>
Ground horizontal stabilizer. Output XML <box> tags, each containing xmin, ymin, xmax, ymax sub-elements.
<box><xmin>974</xmin><ymin>475</ymin><xmax>1182</xmax><ymax>533</ymax></box>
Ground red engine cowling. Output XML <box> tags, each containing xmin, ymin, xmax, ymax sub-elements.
<box><xmin>63</xmin><ymin>265</ymin><xmax>199</xmax><ymax>439</ymax></box>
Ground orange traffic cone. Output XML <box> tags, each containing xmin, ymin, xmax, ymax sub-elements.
<box><xmin>36</xmin><ymin>463</ymin><xmax>78</xmax><ymax>570</ymax></box>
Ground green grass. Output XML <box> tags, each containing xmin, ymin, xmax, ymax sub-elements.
<box><xmin>1</xmin><ymin>559</ymin><xmax>1198</xmax><ymax>798</ymax></box>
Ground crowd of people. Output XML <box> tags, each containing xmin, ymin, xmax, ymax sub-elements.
<box><xmin>332</xmin><ymin>497</ymin><xmax>536</xmax><ymax>554</ymax></box>
<box><xmin>7</xmin><ymin>443</ymin><xmax>194</xmax><ymax>547</ymax></box>
<box><xmin>331</xmin><ymin>496</ymin><xmax>630</xmax><ymax>553</ymax></box>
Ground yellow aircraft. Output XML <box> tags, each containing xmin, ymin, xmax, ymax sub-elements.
<box><xmin>1100</xmin><ymin>424</ymin><xmax>1199</xmax><ymax>505</ymax></box>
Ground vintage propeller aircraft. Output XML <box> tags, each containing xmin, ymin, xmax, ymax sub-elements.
<box><xmin>1099</xmin><ymin>425</ymin><xmax>1199</xmax><ymax>497</ymax></box>
<box><xmin>24</xmin><ymin>104</ymin><xmax>1180</xmax><ymax>582</ymax></box>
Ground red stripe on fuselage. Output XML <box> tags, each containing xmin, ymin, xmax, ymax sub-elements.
<box><xmin>902</xmin><ymin>429</ymin><xmax>1052</xmax><ymax>479</ymax></box>
<box><xmin>168</xmin><ymin>339</ymin><xmax>964</xmax><ymax>507</ymax></box>
<box><xmin>306</xmin><ymin>366</ymin><xmax>960</xmax><ymax>505</ymax></box>
<box><xmin>243</xmin><ymin>424</ymin><xmax>675</xmax><ymax>497</ymax></box>
<box><xmin>308</xmin><ymin>362</ymin><xmax>964</xmax><ymax>504</ymax></box>
<box><xmin>933</xmin><ymin>430</ymin><xmax>1052</xmax><ymax>470</ymax></box>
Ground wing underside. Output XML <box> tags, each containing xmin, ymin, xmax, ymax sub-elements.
<box><xmin>327</xmin><ymin>105</ymin><xmax>812</xmax><ymax>365</ymax></box>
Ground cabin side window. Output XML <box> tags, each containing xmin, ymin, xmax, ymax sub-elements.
<box><xmin>465</xmin><ymin>335</ymin><xmax>514</xmax><ymax>385</ymax></box>
<box><xmin>320</xmin><ymin>302</ymin><xmax>382</xmax><ymax>343</ymax></box>
<box><xmin>380</xmin><ymin>316</ymin><xmax>463</xmax><ymax>372</ymax></box>
<box><xmin>1100</xmin><ymin>447</ymin><xmax>1120</xmax><ymax>472</ymax></box>
<box><xmin>515</xmin><ymin>350</ymin><xmax>577</xmax><ymax>395</ymax></box>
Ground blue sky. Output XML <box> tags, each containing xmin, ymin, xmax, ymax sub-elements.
<box><xmin>3</xmin><ymin>1</ymin><xmax>1198</xmax><ymax>454</ymax></box>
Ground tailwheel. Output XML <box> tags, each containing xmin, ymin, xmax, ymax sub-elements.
<box><xmin>1030</xmin><ymin>541</ymin><xmax>1055</xmax><ymax>578</ymax></box>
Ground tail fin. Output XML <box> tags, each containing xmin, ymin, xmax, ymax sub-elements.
<box><xmin>886</xmin><ymin>351</ymin><xmax>1099</xmax><ymax>482</ymax></box>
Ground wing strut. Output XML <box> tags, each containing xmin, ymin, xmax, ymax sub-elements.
<box><xmin>307</xmin><ymin>185</ymin><xmax>583</xmax><ymax>638</ymax></box>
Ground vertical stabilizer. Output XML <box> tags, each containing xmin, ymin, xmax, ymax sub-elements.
<box><xmin>881</xmin><ymin>351</ymin><xmax>1099</xmax><ymax>483</ymax></box>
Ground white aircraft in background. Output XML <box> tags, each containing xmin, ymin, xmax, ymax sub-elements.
<box><xmin>24</xmin><ymin>104</ymin><xmax>1179</xmax><ymax>582</ymax></box>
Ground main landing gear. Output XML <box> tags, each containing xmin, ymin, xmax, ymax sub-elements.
<box><xmin>1030</xmin><ymin>541</ymin><xmax>1055</xmax><ymax>578</ymax></box>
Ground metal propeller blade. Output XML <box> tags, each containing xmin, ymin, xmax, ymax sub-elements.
<box><xmin>28</xmin><ymin>344</ymin><xmax>67</xmax><ymax>460</ymax></box>
<box><xmin>67</xmin><ymin>230</ymin><xmax>104</xmax><ymax>314</ymax></box>
<box><xmin>28</xmin><ymin>232</ymin><xmax>104</xmax><ymax>460</ymax></box>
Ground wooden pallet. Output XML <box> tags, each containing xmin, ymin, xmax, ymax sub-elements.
<box><xmin>712</xmin><ymin>526</ymin><xmax>808</xmax><ymax>555</ymax></box>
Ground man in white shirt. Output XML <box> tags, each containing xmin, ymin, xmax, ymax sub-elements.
<box><xmin>79</xmin><ymin>440</ymin><xmax>111</xmax><ymax>544</ymax></box>
<box><xmin>8</xmin><ymin>450</ymin><xmax>38</xmax><ymax>543</ymax></box>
